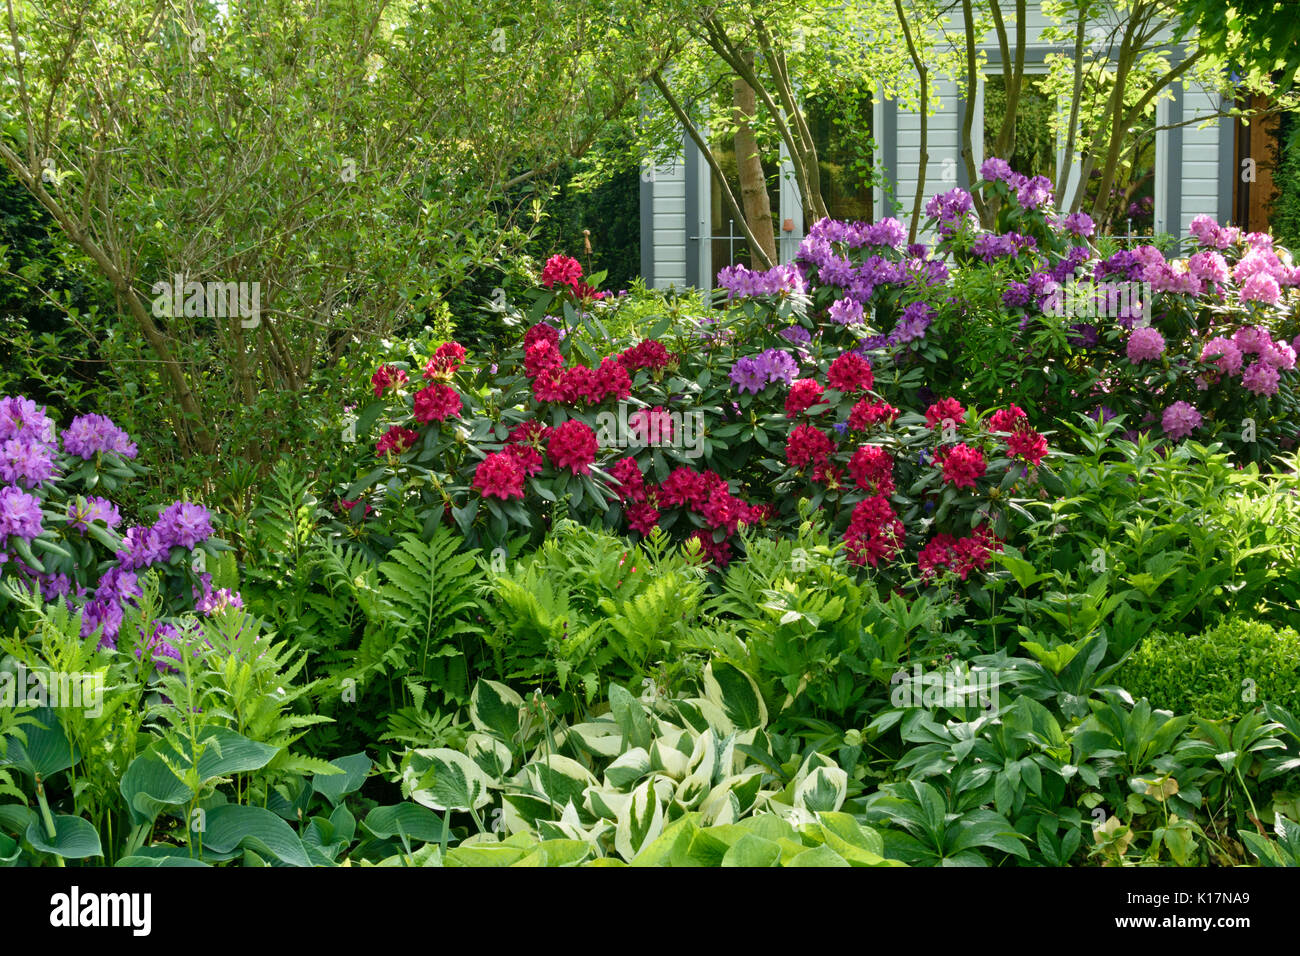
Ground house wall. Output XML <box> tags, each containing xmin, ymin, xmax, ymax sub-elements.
<box><xmin>645</xmin><ymin>3</ymin><xmax>1235</xmax><ymax>287</ymax></box>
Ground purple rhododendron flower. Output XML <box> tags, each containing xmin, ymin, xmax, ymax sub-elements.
<box><xmin>62</xmin><ymin>413</ymin><xmax>138</xmax><ymax>460</ymax></box>
<box><xmin>0</xmin><ymin>485</ymin><xmax>43</xmax><ymax>542</ymax></box>
<box><xmin>154</xmin><ymin>501</ymin><xmax>213</xmax><ymax>550</ymax></box>
<box><xmin>67</xmin><ymin>495</ymin><xmax>122</xmax><ymax>534</ymax></box>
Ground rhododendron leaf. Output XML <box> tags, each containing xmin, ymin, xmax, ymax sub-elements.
<box><xmin>345</xmin><ymin>467</ymin><xmax>385</xmax><ymax>500</ymax></box>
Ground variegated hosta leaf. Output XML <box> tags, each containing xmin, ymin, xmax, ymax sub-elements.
<box><xmin>604</xmin><ymin>747</ymin><xmax>652</xmax><ymax>789</ymax></box>
<box><xmin>562</xmin><ymin>721</ymin><xmax>625</xmax><ymax>760</ymax></box>
<box><xmin>698</xmin><ymin>772</ymin><xmax>766</xmax><ymax>825</ymax></box>
<box><xmin>794</xmin><ymin>766</ymin><xmax>848</xmax><ymax>814</ymax></box>
<box><xmin>465</xmin><ymin>732</ymin><xmax>513</xmax><ymax>781</ymax></box>
<box><xmin>585</xmin><ymin>785</ymin><xmax>633</xmax><ymax>822</ymax></box>
<box><xmin>537</xmin><ymin>800</ymin><xmax>612</xmax><ymax>846</ymax></box>
<box><xmin>522</xmin><ymin>755</ymin><xmax>598</xmax><ymax>809</ymax></box>
<box><xmin>405</xmin><ymin>748</ymin><xmax>494</xmax><ymax>813</ymax></box>
<box><xmin>608</xmin><ymin>683</ymin><xmax>653</xmax><ymax>750</ymax></box>
<box><xmin>703</xmin><ymin>661</ymin><xmax>769</xmax><ymax>731</ymax></box>
<box><xmin>649</xmin><ymin>732</ymin><xmax>693</xmax><ymax>780</ymax></box>
<box><xmin>651</xmin><ymin>775</ymin><xmax>676</xmax><ymax>806</ymax></box>
<box><xmin>674</xmin><ymin>697</ymin><xmax>734</xmax><ymax>737</ymax></box>
<box><xmin>470</xmin><ymin>679</ymin><xmax>525</xmax><ymax>741</ymax></box>
<box><xmin>615</xmin><ymin>779</ymin><xmax>665</xmax><ymax>862</ymax></box>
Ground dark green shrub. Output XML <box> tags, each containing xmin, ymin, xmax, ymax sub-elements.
<box><xmin>1120</xmin><ymin>617</ymin><xmax>1300</xmax><ymax>719</ymax></box>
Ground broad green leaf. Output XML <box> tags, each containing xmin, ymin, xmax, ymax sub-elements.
<box><xmin>721</xmin><ymin>832</ymin><xmax>781</xmax><ymax>867</ymax></box>
<box><xmin>407</xmin><ymin>748</ymin><xmax>494</xmax><ymax>812</ymax></box>
<box><xmin>26</xmin><ymin>815</ymin><xmax>102</xmax><ymax>860</ymax></box>
<box><xmin>312</xmin><ymin>753</ymin><xmax>371</xmax><ymax>807</ymax></box>
<box><xmin>200</xmin><ymin>805</ymin><xmax>310</xmax><ymax>867</ymax></box>
<box><xmin>470</xmin><ymin>680</ymin><xmax>524</xmax><ymax>740</ymax></box>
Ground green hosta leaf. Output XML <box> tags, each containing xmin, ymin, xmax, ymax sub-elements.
<box><xmin>703</xmin><ymin>662</ymin><xmax>768</xmax><ymax>731</ymax></box>
<box><xmin>511</xmin><ymin>839</ymin><xmax>593</xmax><ymax>867</ymax></box>
<box><xmin>119</xmin><ymin>747</ymin><xmax>194</xmax><ymax>827</ymax></box>
<box><xmin>188</xmin><ymin>727</ymin><xmax>279</xmax><ymax>782</ymax></box>
<box><xmin>312</xmin><ymin>753</ymin><xmax>371</xmax><ymax>807</ymax></box>
<box><xmin>445</xmin><ymin>844</ymin><xmax>527</xmax><ymax>867</ymax></box>
<box><xmin>116</xmin><ymin>854</ymin><xmax>210</xmax><ymax>867</ymax></box>
<box><xmin>721</xmin><ymin>832</ymin><xmax>782</xmax><ymax>867</ymax></box>
<box><xmin>470</xmin><ymin>680</ymin><xmax>524</xmax><ymax>741</ymax></box>
<box><xmin>615</xmin><ymin>779</ymin><xmax>664</xmax><ymax>862</ymax></box>
<box><xmin>0</xmin><ymin>708</ymin><xmax>79</xmax><ymax>780</ymax></box>
<box><xmin>363</xmin><ymin>804</ymin><xmax>447</xmax><ymax>844</ymax></box>
<box><xmin>407</xmin><ymin>748</ymin><xmax>494</xmax><ymax>813</ymax></box>
<box><xmin>26</xmin><ymin>815</ymin><xmax>102</xmax><ymax>860</ymax></box>
<box><xmin>0</xmin><ymin>831</ymin><xmax>19</xmax><ymax>866</ymax></box>
<box><xmin>794</xmin><ymin>766</ymin><xmax>847</xmax><ymax>814</ymax></box>
<box><xmin>785</xmin><ymin>843</ymin><xmax>851</xmax><ymax>867</ymax></box>
<box><xmin>200</xmin><ymin>805</ymin><xmax>311</xmax><ymax>867</ymax></box>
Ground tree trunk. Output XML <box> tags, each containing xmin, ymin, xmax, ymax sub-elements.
<box><xmin>732</xmin><ymin>71</ymin><xmax>777</xmax><ymax>264</ymax></box>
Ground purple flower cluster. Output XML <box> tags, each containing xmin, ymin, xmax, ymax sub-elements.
<box><xmin>194</xmin><ymin>574</ymin><xmax>244</xmax><ymax>617</ymax></box>
<box><xmin>805</xmin><ymin>216</ymin><xmax>907</xmax><ymax>250</ymax></box>
<box><xmin>977</xmin><ymin>158</ymin><xmax>1053</xmax><ymax>210</ymax></box>
<box><xmin>971</xmin><ymin>232</ymin><xmax>1036</xmax><ymax>262</ymax></box>
<box><xmin>716</xmin><ymin>263</ymin><xmax>809</xmax><ymax>299</ymax></box>
<box><xmin>61</xmin><ymin>413</ymin><xmax>138</xmax><ymax>460</ymax></box>
<box><xmin>67</xmin><ymin>496</ymin><xmax>122</xmax><ymax>534</ymax></box>
<box><xmin>0</xmin><ymin>395</ymin><xmax>59</xmax><ymax>489</ymax></box>
<box><xmin>729</xmin><ymin>349</ymin><xmax>800</xmax><ymax>394</ymax></box>
<box><xmin>0</xmin><ymin>485</ymin><xmax>43</xmax><ymax>543</ymax></box>
<box><xmin>924</xmin><ymin>188</ymin><xmax>976</xmax><ymax>237</ymax></box>
<box><xmin>1059</xmin><ymin>212</ymin><xmax>1095</xmax><ymax>238</ymax></box>
<box><xmin>828</xmin><ymin>298</ymin><xmax>864</xmax><ymax>325</ymax></box>
<box><xmin>780</xmin><ymin>325</ymin><xmax>812</xmax><ymax>347</ymax></box>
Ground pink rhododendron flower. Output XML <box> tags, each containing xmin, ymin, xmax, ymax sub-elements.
<box><xmin>1126</xmin><ymin>326</ymin><xmax>1166</xmax><ymax>363</ymax></box>
<box><xmin>1161</xmin><ymin>401</ymin><xmax>1202</xmax><ymax>439</ymax></box>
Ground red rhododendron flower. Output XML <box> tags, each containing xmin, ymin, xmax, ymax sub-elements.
<box><xmin>629</xmin><ymin>407</ymin><xmax>674</xmax><ymax>444</ymax></box>
<box><xmin>626</xmin><ymin>501</ymin><xmax>661</xmax><ymax>535</ymax></box>
<box><xmin>531</xmin><ymin>370</ymin><xmax>567</xmax><ymax>403</ymax></box>
<box><xmin>812</xmin><ymin>462</ymin><xmax>844</xmax><ymax>488</ymax></box>
<box><xmin>559</xmin><ymin>365</ymin><xmax>600</xmax><ymax>404</ymax></box>
<box><xmin>546</xmin><ymin>419</ymin><xmax>598</xmax><ymax>474</ymax></box>
<box><xmin>375</xmin><ymin>425</ymin><xmax>418</xmax><ymax>456</ymax></box>
<box><xmin>918</xmin><ymin>526</ymin><xmax>1003</xmax><ymax>580</ymax></box>
<box><xmin>524</xmin><ymin>322</ymin><xmax>560</xmax><ymax>351</ymax></box>
<box><xmin>1005</xmin><ymin>427</ymin><xmax>1048</xmax><ymax>466</ymax></box>
<box><xmin>424</xmin><ymin>341</ymin><xmax>467</xmax><ymax>379</ymax></box>
<box><xmin>541</xmin><ymin>254</ymin><xmax>583</xmax><ymax>289</ymax></box>
<box><xmin>372</xmin><ymin>365</ymin><xmax>409</xmax><ymax>397</ymax></box>
<box><xmin>619</xmin><ymin>340</ymin><xmax>672</xmax><ymax>371</ymax></box>
<box><xmin>938</xmin><ymin>443</ymin><xmax>986</xmax><ymax>489</ymax></box>
<box><xmin>785</xmin><ymin>379</ymin><xmax>826</xmax><ymax>417</ymax></box>
<box><xmin>687</xmin><ymin>529</ymin><xmax>733</xmax><ymax>566</ymax></box>
<box><xmin>988</xmin><ymin>405</ymin><xmax>1028</xmax><ymax>434</ymax></box>
<box><xmin>848</xmin><ymin>400</ymin><xmax>899</xmax><ymax>430</ymax></box>
<box><xmin>700</xmin><ymin>484</ymin><xmax>747</xmax><ymax>534</ymax></box>
<box><xmin>413</xmin><ymin>384</ymin><xmax>462</xmax><ymax>423</ymax></box>
<box><xmin>505</xmin><ymin>443</ymin><xmax>544</xmax><ymax>477</ymax></box>
<box><xmin>843</xmin><ymin>495</ymin><xmax>904</xmax><ymax>567</ymax></box>
<box><xmin>473</xmin><ymin>452</ymin><xmax>526</xmax><ymax>500</ymax></box>
<box><xmin>508</xmin><ymin>420</ymin><xmax>550</xmax><ymax>446</ymax></box>
<box><xmin>827</xmin><ymin>353</ymin><xmax>875</xmax><ymax>393</ymax></box>
<box><xmin>609</xmin><ymin>456</ymin><xmax>646</xmax><ymax>503</ymax></box>
<box><xmin>785</xmin><ymin>424</ymin><xmax>834</xmax><ymax>469</ymax></box>
<box><xmin>524</xmin><ymin>341</ymin><xmax>564</xmax><ymax>379</ymax></box>
<box><xmin>925</xmin><ymin>398</ymin><xmax>967</xmax><ymax>430</ymax></box>
<box><xmin>848</xmin><ymin>445</ymin><xmax>895</xmax><ymax>495</ymax></box>
<box><xmin>595</xmin><ymin>358</ymin><xmax>632</xmax><ymax>401</ymax></box>
<box><xmin>657</xmin><ymin>467</ymin><xmax>717</xmax><ymax>509</ymax></box>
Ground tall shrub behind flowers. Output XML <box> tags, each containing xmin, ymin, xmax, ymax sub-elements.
<box><xmin>0</xmin><ymin>395</ymin><xmax>238</xmax><ymax>670</ymax></box>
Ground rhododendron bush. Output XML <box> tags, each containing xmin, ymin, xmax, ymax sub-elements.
<box><xmin>345</xmin><ymin>253</ymin><xmax>1049</xmax><ymax>581</ymax></box>
<box><xmin>0</xmin><ymin>396</ymin><xmax>237</xmax><ymax>667</ymax></box>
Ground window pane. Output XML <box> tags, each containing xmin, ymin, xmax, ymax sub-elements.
<box><xmin>806</xmin><ymin>87</ymin><xmax>875</xmax><ymax>222</ymax></box>
<box><xmin>983</xmin><ymin>74</ymin><xmax>1058</xmax><ymax>183</ymax></box>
